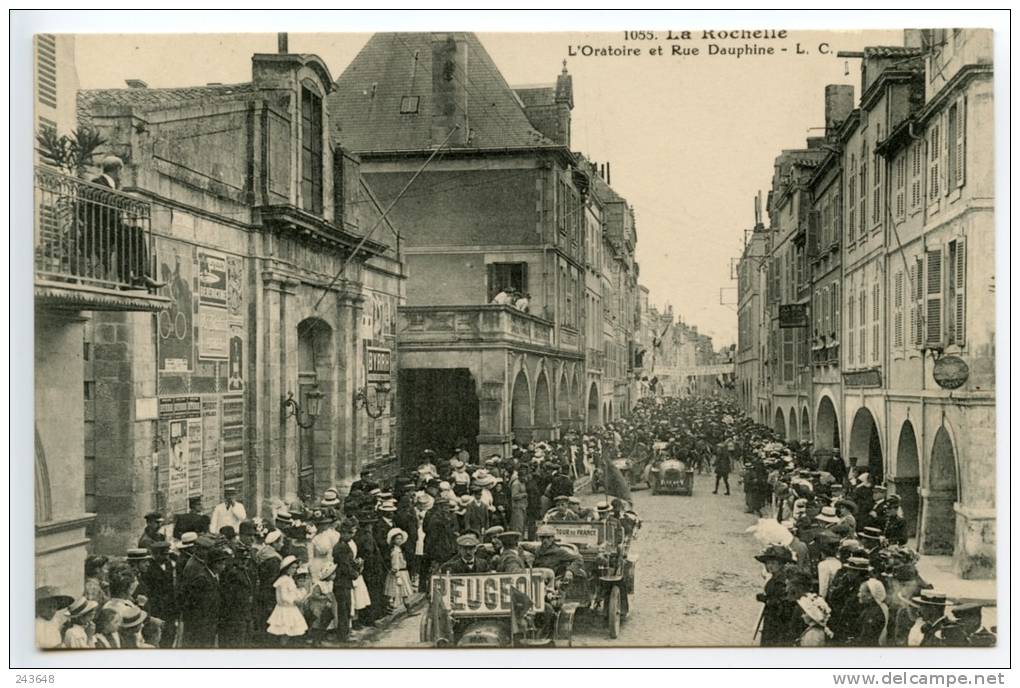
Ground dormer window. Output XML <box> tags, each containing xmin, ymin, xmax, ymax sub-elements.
<box><xmin>301</xmin><ymin>86</ymin><xmax>323</xmax><ymax>215</ymax></box>
<box><xmin>400</xmin><ymin>96</ymin><xmax>420</xmax><ymax>114</ymax></box>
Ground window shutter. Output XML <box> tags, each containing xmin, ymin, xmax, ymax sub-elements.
<box><xmin>848</xmin><ymin>291</ymin><xmax>855</xmax><ymax>363</ymax></box>
<box><xmin>955</xmin><ymin>97</ymin><xmax>966</xmax><ymax>188</ymax></box>
<box><xmin>894</xmin><ymin>271</ymin><xmax>904</xmax><ymax>348</ymax></box>
<box><xmin>859</xmin><ymin>288</ymin><xmax>867</xmax><ymax>365</ymax></box>
<box><xmin>911</xmin><ymin>143</ymin><xmax>921</xmax><ymax>209</ymax></box>
<box><xmin>928</xmin><ymin>127</ymin><xmax>940</xmax><ymax>200</ymax></box>
<box><xmin>872</xmin><ymin>283</ymin><xmax>880</xmax><ymax>362</ymax></box>
<box><xmin>487</xmin><ymin>263</ymin><xmax>497</xmax><ymax>301</ymax></box>
<box><xmin>943</xmin><ymin>111</ymin><xmax>952</xmax><ymax>197</ymax></box>
<box><xmin>521</xmin><ymin>261</ymin><xmax>529</xmax><ymax>294</ymax></box>
<box><xmin>954</xmin><ymin>239</ymin><xmax>966</xmax><ymax>346</ymax></box>
<box><xmin>925</xmin><ymin>249</ymin><xmax>943</xmax><ymax>346</ymax></box>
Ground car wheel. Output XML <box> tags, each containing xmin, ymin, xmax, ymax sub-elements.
<box><xmin>607</xmin><ymin>586</ymin><xmax>621</xmax><ymax>639</ymax></box>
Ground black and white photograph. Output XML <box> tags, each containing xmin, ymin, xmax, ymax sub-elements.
<box><xmin>13</xmin><ymin>10</ymin><xmax>1010</xmax><ymax>674</ymax></box>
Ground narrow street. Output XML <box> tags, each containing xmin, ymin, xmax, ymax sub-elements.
<box><xmin>366</xmin><ymin>471</ymin><xmax>765</xmax><ymax>648</ymax></box>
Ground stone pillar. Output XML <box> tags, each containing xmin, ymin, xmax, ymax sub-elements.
<box><xmin>335</xmin><ymin>287</ymin><xmax>364</xmax><ymax>494</ymax></box>
<box><xmin>919</xmin><ymin>487</ymin><xmax>958</xmax><ymax>555</ymax></box>
<box><xmin>478</xmin><ymin>380</ymin><xmax>509</xmax><ymax>459</ymax></box>
<box><xmin>953</xmin><ymin>505</ymin><xmax>996</xmax><ymax>579</ymax></box>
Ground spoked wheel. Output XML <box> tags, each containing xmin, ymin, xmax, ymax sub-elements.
<box><xmin>607</xmin><ymin>586</ymin><xmax>622</xmax><ymax>639</ymax></box>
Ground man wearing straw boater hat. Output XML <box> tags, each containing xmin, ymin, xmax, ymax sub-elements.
<box><xmin>907</xmin><ymin>589</ymin><xmax>956</xmax><ymax>646</ymax></box>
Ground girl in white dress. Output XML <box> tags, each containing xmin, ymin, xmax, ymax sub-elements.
<box><xmin>307</xmin><ymin>513</ymin><xmax>340</xmax><ymax>583</ymax></box>
<box><xmin>384</xmin><ymin>529</ymin><xmax>414</xmax><ymax>610</ymax></box>
<box><xmin>267</xmin><ymin>555</ymin><xmax>308</xmax><ymax>645</ymax></box>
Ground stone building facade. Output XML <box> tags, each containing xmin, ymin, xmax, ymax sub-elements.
<box><xmin>77</xmin><ymin>50</ymin><xmax>403</xmax><ymax>553</ymax></box>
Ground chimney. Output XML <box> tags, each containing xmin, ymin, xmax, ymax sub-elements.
<box><xmin>824</xmin><ymin>84</ymin><xmax>854</xmax><ymax>138</ymax></box>
<box><xmin>554</xmin><ymin>60</ymin><xmax>573</xmax><ymax>147</ymax></box>
<box><xmin>903</xmin><ymin>29</ymin><xmax>924</xmax><ymax>49</ymax></box>
<box><xmin>277</xmin><ymin>32</ymin><xmax>288</xmax><ymax>54</ymax></box>
<box><xmin>125</xmin><ymin>79</ymin><xmax>148</xmax><ymax>89</ymax></box>
<box><xmin>606</xmin><ymin>162</ymin><xmax>611</xmax><ymax>186</ymax></box>
<box><xmin>431</xmin><ymin>33</ymin><xmax>469</xmax><ymax>146</ymax></box>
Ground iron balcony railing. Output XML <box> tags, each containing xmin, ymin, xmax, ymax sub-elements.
<box><xmin>35</xmin><ymin>165</ymin><xmax>154</xmax><ymax>291</ymax></box>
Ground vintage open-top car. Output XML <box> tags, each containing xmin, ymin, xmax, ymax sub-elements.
<box><xmin>419</xmin><ymin>567</ymin><xmax>577</xmax><ymax>647</ymax></box>
<box><xmin>650</xmin><ymin>457</ymin><xmax>695</xmax><ymax>495</ymax></box>
<box><xmin>531</xmin><ymin>520</ymin><xmax>638</xmax><ymax>639</ymax></box>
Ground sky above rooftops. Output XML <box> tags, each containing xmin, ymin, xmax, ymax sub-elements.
<box><xmin>75</xmin><ymin>29</ymin><xmax>902</xmax><ymax>346</ymax></box>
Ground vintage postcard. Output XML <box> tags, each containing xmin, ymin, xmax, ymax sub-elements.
<box><xmin>28</xmin><ymin>24</ymin><xmax>999</xmax><ymax>656</ymax></box>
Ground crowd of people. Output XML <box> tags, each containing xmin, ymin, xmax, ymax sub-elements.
<box><xmin>723</xmin><ymin>409</ymin><xmax>996</xmax><ymax>648</ymax></box>
<box><xmin>36</xmin><ymin>431</ymin><xmax>641</xmax><ymax>650</ymax></box>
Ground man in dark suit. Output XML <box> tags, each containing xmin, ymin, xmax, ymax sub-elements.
<box><xmin>140</xmin><ymin>541</ymin><xmax>179</xmax><ymax>647</ymax></box>
<box><xmin>217</xmin><ymin>539</ymin><xmax>255</xmax><ymax>648</ymax></box>
<box><xmin>179</xmin><ymin>542</ymin><xmax>228</xmax><ymax>648</ymax></box>
<box><xmin>332</xmin><ymin>518</ymin><xmax>362</xmax><ymax>642</ymax></box>
<box><xmin>88</xmin><ymin>156</ymin><xmax>164</xmax><ymax>290</ymax></box>
<box><xmin>713</xmin><ymin>439</ymin><xmax>734</xmax><ymax>495</ymax></box>
<box><xmin>439</xmin><ymin>534</ymin><xmax>492</xmax><ymax>574</ymax></box>
<box><xmin>173</xmin><ymin>497</ymin><xmax>210</xmax><ymax>540</ymax></box>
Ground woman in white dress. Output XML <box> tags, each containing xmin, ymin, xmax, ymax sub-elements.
<box><xmin>307</xmin><ymin>510</ymin><xmax>340</xmax><ymax>583</ymax></box>
<box><xmin>267</xmin><ymin>555</ymin><xmax>308</xmax><ymax>645</ymax></box>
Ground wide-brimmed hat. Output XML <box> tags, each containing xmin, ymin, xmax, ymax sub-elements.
<box><xmin>376</xmin><ymin>491</ymin><xmax>394</xmax><ymax>501</ymax></box>
<box><xmin>387</xmin><ymin>527</ymin><xmax>408</xmax><ymax>544</ymax></box>
<box><xmin>178</xmin><ymin>532</ymin><xmax>199</xmax><ymax>548</ymax></box>
<box><xmin>497</xmin><ymin>530</ymin><xmax>522</xmax><ymax>543</ymax></box>
<box><xmin>797</xmin><ymin>593</ymin><xmax>832</xmax><ymax>626</ymax></box>
<box><xmin>35</xmin><ymin>586</ymin><xmax>74</xmax><ymax>610</ymax></box>
<box><xmin>264</xmin><ymin>529</ymin><xmax>284</xmax><ymax>546</ymax></box>
<box><xmin>278</xmin><ymin>554</ymin><xmax>298</xmax><ymax>573</ymax></box>
<box><xmin>843</xmin><ymin>556</ymin><xmax>872</xmax><ymax>572</ymax></box>
<box><xmin>320</xmin><ymin>488</ymin><xmax>341</xmax><ymax>507</ymax></box>
<box><xmin>66</xmin><ymin>596</ymin><xmax>99</xmax><ymax>620</ymax></box>
<box><xmin>120</xmin><ymin>607</ymin><xmax>148</xmax><ymax>630</ymax></box>
<box><xmin>414</xmin><ymin>493</ymin><xmax>434</xmax><ymax>509</ymax></box>
<box><xmin>834</xmin><ymin>498</ymin><xmax>858</xmax><ymax>515</ymax></box>
<box><xmin>377</xmin><ymin>500</ymin><xmax>397</xmax><ymax>513</ymax></box>
<box><xmin>473</xmin><ymin>470</ymin><xmax>496</xmax><ymax>487</ymax></box>
<box><xmin>148</xmin><ymin>541</ymin><xmax>172</xmax><ymax>554</ymax></box>
<box><xmin>483</xmin><ymin>526</ymin><xmax>505</xmax><ymax>539</ymax></box>
<box><xmin>595</xmin><ymin>502</ymin><xmax>612</xmax><ymax>513</ymax></box>
<box><xmin>275</xmin><ymin>509</ymin><xmax>293</xmax><ymax>525</ymax></box>
<box><xmin>815</xmin><ymin>506</ymin><xmax>840</xmax><ymax>524</ymax></box>
<box><xmin>438</xmin><ymin>481</ymin><xmax>452</xmax><ymax>492</ymax></box>
<box><xmin>911</xmin><ymin>589</ymin><xmax>953</xmax><ymax>607</ymax></box>
<box><xmin>458</xmin><ymin>495</ymin><xmax>474</xmax><ymax>507</ymax></box>
<box><xmin>754</xmin><ymin>544</ymin><xmax>793</xmax><ymax>564</ymax></box>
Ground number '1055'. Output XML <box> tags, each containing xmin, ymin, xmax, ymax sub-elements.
<box><xmin>624</xmin><ymin>31</ymin><xmax>656</xmax><ymax>40</ymax></box>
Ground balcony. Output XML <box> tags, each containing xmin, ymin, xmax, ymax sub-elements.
<box><xmin>398</xmin><ymin>305</ymin><xmax>554</xmax><ymax>350</ymax></box>
<box><xmin>34</xmin><ymin>166</ymin><xmax>169</xmax><ymax>312</ymax></box>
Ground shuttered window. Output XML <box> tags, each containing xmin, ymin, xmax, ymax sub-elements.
<box><xmin>859</xmin><ymin>145</ymin><xmax>868</xmax><ymax>237</ymax></box>
<box><xmin>847</xmin><ymin>155</ymin><xmax>857</xmax><ymax>242</ymax></box>
<box><xmin>948</xmin><ymin>100</ymin><xmax>966</xmax><ymax>189</ymax></box>
<box><xmin>912</xmin><ymin>257</ymin><xmax>924</xmax><ymax>347</ymax></box>
<box><xmin>783</xmin><ymin>328</ymin><xmax>795</xmax><ymax>382</ymax></box>
<box><xmin>872</xmin><ymin>151</ymin><xmax>882</xmax><ymax>225</ymax></box>
<box><xmin>36</xmin><ymin>34</ymin><xmax>57</xmax><ymax>109</ymax></box>
<box><xmin>925</xmin><ymin>249</ymin><xmax>943</xmax><ymax>345</ymax></box>
<box><xmin>847</xmin><ymin>291</ymin><xmax>855</xmax><ymax>364</ymax></box>
<box><xmin>894</xmin><ymin>271</ymin><xmax>904</xmax><ymax>348</ymax></box>
<box><xmin>928</xmin><ymin>124</ymin><xmax>941</xmax><ymax>200</ymax></box>
<box><xmin>871</xmin><ymin>282</ymin><xmax>880</xmax><ymax>362</ymax></box>
<box><xmin>910</xmin><ymin>142</ymin><xmax>922</xmax><ymax>209</ymax></box>
<box><xmin>300</xmin><ymin>87</ymin><xmax>323</xmax><ymax>215</ymax></box>
<box><xmin>895</xmin><ymin>155</ymin><xmax>906</xmax><ymax>219</ymax></box>
<box><xmin>949</xmin><ymin>239</ymin><xmax>966</xmax><ymax>346</ymax></box>
<box><xmin>859</xmin><ymin>288</ymin><xmax>867</xmax><ymax>365</ymax></box>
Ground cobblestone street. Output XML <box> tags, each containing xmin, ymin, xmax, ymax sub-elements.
<box><xmin>366</xmin><ymin>471</ymin><xmax>765</xmax><ymax>648</ymax></box>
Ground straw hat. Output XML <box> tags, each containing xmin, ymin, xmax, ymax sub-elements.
<box><xmin>797</xmin><ymin>593</ymin><xmax>832</xmax><ymax>626</ymax></box>
<box><xmin>387</xmin><ymin>527</ymin><xmax>408</xmax><ymax>545</ymax></box>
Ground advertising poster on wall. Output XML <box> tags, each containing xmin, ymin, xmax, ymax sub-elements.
<box><xmin>201</xmin><ymin>399</ymin><xmax>221</xmax><ymax>506</ymax></box>
<box><xmin>187</xmin><ymin>418</ymin><xmax>203</xmax><ymax>498</ymax></box>
<box><xmin>167</xmin><ymin>419</ymin><xmax>189</xmax><ymax>513</ymax></box>
<box><xmin>198</xmin><ymin>304</ymin><xmax>229</xmax><ymax>359</ymax></box>
<box><xmin>156</xmin><ymin>240</ymin><xmax>195</xmax><ymax>373</ymax></box>
<box><xmin>198</xmin><ymin>250</ymin><xmax>227</xmax><ymax>307</ymax></box>
<box><xmin>226</xmin><ymin>255</ymin><xmax>244</xmax><ymax>324</ymax></box>
<box><xmin>227</xmin><ymin>334</ymin><xmax>244</xmax><ymax>391</ymax></box>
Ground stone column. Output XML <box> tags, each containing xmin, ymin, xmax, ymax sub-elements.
<box><xmin>919</xmin><ymin>487</ymin><xmax>958</xmax><ymax>555</ymax></box>
<box><xmin>335</xmin><ymin>285</ymin><xmax>364</xmax><ymax>494</ymax></box>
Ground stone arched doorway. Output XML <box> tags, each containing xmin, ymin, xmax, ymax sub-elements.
<box><xmin>608</xmin><ymin>401</ymin><xmax>614</xmax><ymax>422</ymax></box>
<box><xmin>571</xmin><ymin>370</ymin><xmax>582</xmax><ymax>429</ymax></box>
<box><xmin>848</xmin><ymin>407</ymin><xmax>884</xmax><ymax>484</ymax></box>
<box><xmin>895</xmin><ymin>420</ymin><xmax>921</xmax><ymax>539</ymax></box>
<box><xmin>922</xmin><ymin>427</ymin><xmax>959</xmax><ymax>555</ymax></box>
<box><xmin>587</xmin><ymin>383</ymin><xmax>600</xmax><ymax>428</ymax></box>
<box><xmin>801</xmin><ymin>407</ymin><xmax>810</xmax><ymax>442</ymax></box>
<box><xmin>296</xmin><ymin>317</ymin><xmax>333</xmax><ymax>501</ymax></box>
<box><xmin>815</xmin><ymin>396</ymin><xmax>840</xmax><ymax>469</ymax></box>
<box><xmin>510</xmin><ymin>370</ymin><xmax>532</xmax><ymax>445</ymax></box>
<box><xmin>788</xmin><ymin>408</ymin><xmax>799</xmax><ymax>443</ymax></box>
<box><xmin>774</xmin><ymin>407</ymin><xmax>786</xmax><ymax>439</ymax></box>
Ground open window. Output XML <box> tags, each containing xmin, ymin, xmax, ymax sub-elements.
<box><xmin>487</xmin><ymin>262</ymin><xmax>528</xmax><ymax>302</ymax></box>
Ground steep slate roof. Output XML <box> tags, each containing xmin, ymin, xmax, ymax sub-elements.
<box><xmin>328</xmin><ymin>32</ymin><xmax>557</xmax><ymax>153</ymax></box>
<box><xmin>77</xmin><ymin>82</ymin><xmax>256</xmax><ymax>126</ymax></box>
